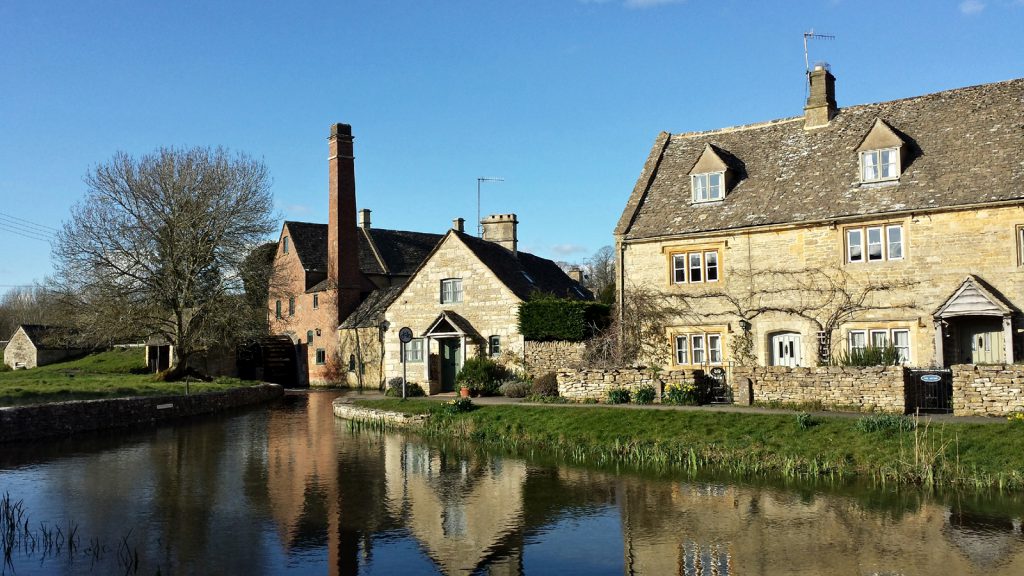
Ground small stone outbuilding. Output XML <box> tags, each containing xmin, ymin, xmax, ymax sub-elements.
<box><xmin>3</xmin><ymin>325</ymin><xmax>85</xmax><ymax>369</ymax></box>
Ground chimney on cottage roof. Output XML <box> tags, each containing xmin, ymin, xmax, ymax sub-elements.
<box><xmin>567</xmin><ymin>268</ymin><xmax>584</xmax><ymax>283</ymax></box>
<box><xmin>328</xmin><ymin>123</ymin><xmax>362</xmax><ymax>323</ymax></box>
<box><xmin>451</xmin><ymin>217</ymin><xmax>465</xmax><ymax>233</ymax></box>
<box><xmin>481</xmin><ymin>213</ymin><xmax>518</xmax><ymax>254</ymax></box>
<box><xmin>358</xmin><ymin>209</ymin><xmax>371</xmax><ymax>230</ymax></box>
<box><xmin>804</xmin><ymin>64</ymin><xmax>837</xmax><ymax>128</ymax></box>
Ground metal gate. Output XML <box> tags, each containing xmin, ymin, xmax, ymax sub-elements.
<box><xmin>905</xmin><ymin>369</ymin><xmax>953</xmax><ymax>414</ymax></box>
<box><xmin>704</xmin><ymin>366</ymin><xmax>732</xmax><ymax>404</ymax></box>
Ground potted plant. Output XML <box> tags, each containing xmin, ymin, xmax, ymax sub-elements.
<box><xmin>460</xmin><ymin>385</ymin><xmax>471</xmax><ymax>398</ymax></box>
<box><xmin>456</xmin><ymin>356</ymin><xmax>506</xmax><ymax>398</ymax></box>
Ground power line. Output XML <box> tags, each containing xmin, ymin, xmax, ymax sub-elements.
<box><xmin>0</xmin><ymin>211</ymin><xmax>58</xmax><ymax>234</ymax></box>
<box><xmin>0</xmin><ymin>221</ymin><xmax>52</xmax><ymax>242</ymax></box>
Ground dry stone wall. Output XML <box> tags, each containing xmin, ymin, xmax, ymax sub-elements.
<box><xmin>733</xmin><ymin>366</ymin><xmax>905</xmax><ymax>413</ymax></box>
<box><xmin>525</xmin><ymin>341</ymin><xmax>586</xmax><ymax>376</ymax></box>
<box><xmin>557</xmin><ymin>368</ymin><xmax>701</xmax><ymax>402</ymax></box>
<box><xmin>952</xmin><ymin>364</ymin><xmax>1024</xmax><ymax>416</ymax></box>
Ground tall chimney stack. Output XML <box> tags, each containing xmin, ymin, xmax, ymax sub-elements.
<box><xmin>804</xmin><ymin>64</ymin><xmax>837</xmax><ymax>128</ymax></box>
<box><xmin>481</xmin><ymin>213</ymin><xmax>518</xmax><ymax>254</ymax></box>
<box><xmin>327</xmin><ymin>123</ymin><xmax>362</xmax><ymax>324</ymax></box>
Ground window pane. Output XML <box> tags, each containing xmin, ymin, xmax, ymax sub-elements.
<box><xmin>847</xmin><ymin>229</ymin><xmax>863</xmax><ymax>262</ymax></box>
<box><xmin>892</xmin><ymin>330</ymin><xmax>910</xmax><ymax>364</ymax></box>
<box><xmin>693</xmin><ymin>174</ymin><xmax>707</xmax><ymax>201</ymax></box>
<box><xmin>849</xmin><ymin>331</ymin><xmax>866</xmax><ymax>353</ymax></box>
<box><xmin>862</xmin><ymin>151</ymin><xmax>878</xmax><ymax>181</ymax></box>
<box><xmin>881</xmin><ymin>149</ymin><xmax>898</xmax><ymax>178</ymax></box>
<box><xmin>870</xmin><ymin>330</ymin><xmax>888</xmax><ymax>348</ymax></box>
<box><xmin>709</xmin><ymin>173</ymin><xmax>721</xmax><ymax>200</ymax></box>
<box><xmin>675</xmin><ymin>336</ymin><xmax>688</xmax><ymax>365</ymax></box>
<box><xmin>705</xmin><ymin>251</ymin><xmax>718</xmax><ymax>282</ymax></box>
<box><xmin>867</xmin><ymin>227</ymin><xmax>883</xmax><ymax>261</ymax></box>
<box><xmin>708</xmin><ymin>334</ymin><xmax>722</xmax><ymax>364</ymax></box>
<box><xmin>691</xmin><ymin>335</ymin><xmax>705</xmax><ymax>364</ymax></box>
<box><xmin>887</xmin><ymin>225</ymin><xmax>903</xmax><ymax>260</ymax></box>
<box><xmin>489</xmin><ymin>336</ymin><xmax>501</xmax><ymax>357</ymax></box>
<box><xmin>689</xmin><ymin>253</ymin><xmax>702</xmax><ymax>282</ymax></box>
<box><xmin>673</xmin><ymin>254</ymin><xmax>687</xmax><ymax>283</ymax></box>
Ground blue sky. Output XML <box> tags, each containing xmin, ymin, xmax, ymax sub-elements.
<box><xmin>1</xmin><ymin>0</ymin><xmax>1022</xmax><ymax>289</ymax></box>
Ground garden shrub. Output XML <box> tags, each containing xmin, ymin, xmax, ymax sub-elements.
<box><xmin>832</xmin><ymin>345</ymin><xmax>901</xmax><ymax>366</ymax></box>
<box><xmin>633</xmin><ymin>385</ymin><xmax>656</xmax><ymax>405</ymax></box>
<box><xmin>456</xmin><ymin>357</ymin><xmax>506</xmax><ymax>396</ymax></box>
<box><xmin>854</xmin><ymin>413</ymin><xmax>916</xmax><ymax>435</ymax></box>
<box><xmin>531</xmin><ymin>372</ymin><xmax>559</xmax><ymax>397</ymax></box>
<box><xmin>385</xmin><ymin>377</ymin><xmax>425</xmax><ymax>397</ymax></box>
<box><xmin>517</xmin><ymin>296</ymin><xmax>610</xmax><ymax>342</ymax></box>
<box><xmin>663</xmin><ymin>382</ymin><xmax>701</xmax><ymax>406</ymax></box>
<box><xmin>607</xmin><ymin>387</ymin><xmax>631</xmax><ymax>404</ymax></box>
<box><xmin>795</xmin><ymin>412</ymin><xmax>818</xmax><ymax>430</ymax></box>
<box><xmin>431</xmin><ymin>397</ymin><xmax>474</xmax><ymax>416</ymax></box>
<box><xmin>499</xmin><ymin>380</ymin><xmax>531</xmax><ymax>398</ymax></box>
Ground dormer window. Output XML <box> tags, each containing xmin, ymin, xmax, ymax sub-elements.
<box><xmin>856</xmin><ymin>119</ymin><xmax>906</xmax><ymax>184</ymax></box>
<box><xmin>860</xmin><ymin>148</ymin><xmax>899</xmax><ymax>182</ymax></box>
<box><xmin>687</xmin><ymin>143</ymin><xmax>733</xmax><ymax>204</ymax></box>
<box><xmin>691</xmin><ymin>172</ymin><xmax>724</xmax><ymax>203</ymax></box>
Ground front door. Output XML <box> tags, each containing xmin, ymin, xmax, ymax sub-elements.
<box><xmin>440</xmin><ymin>339</ymin><xmax>461</xmax><ymax>392</ymax></box>
<box><xmin>771</xmin><ymin>333</ymin><xmax>801</xmax><ymax>367</ymax></box>
<box><xmin>957</xmin><ymin>318</ymin><xmax>1004</xmax><ymax>364</ymax></box>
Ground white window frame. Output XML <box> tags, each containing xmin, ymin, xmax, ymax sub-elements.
<box><xmin>488</xmin><ymin>335</ymin><xmax>501</xmax><ymax>357</ymax></box>
<box><xmin>704</xmin><ymin>251</ymin><xmax>719</xmax><ymax>282</ymax></box>
<box><xmin>891</xmin><ymin>329</ymin><xmax>911</xmax><ymax>364</ymax></box>
<box><xmin>440</xmin><ymin>278</ymin><xmax>463</xmax><ymax>304</ymax></box>
<box><xmin>886</xmin><ymin>225</ymin><xmax>904</xmax><ymax>261</ymax></box>
<box><xmin>846</xmin><ymin>224</ymin><xmax>904</xmax><ymax>264</ymax></box>
<box><xmin>402</xmin><ymin>339</ymin><xmax>424</xmax><ymax>363</ymax></box>
<box><xmin>671</xmin><ymin>250</ymin><xmax>721</xmax><ymax>284</ymax></box>
<box><xmin>1017</xmin><ymin>225</ymin><xmax>1024</xmax><ymax>267</ymax></box>
<box><xmin>866</xmin><ymin>226</ymin><xmax>884</xmax><ymax>262</ymax></box>
<box><xmin>691</xmin><ymin>172</ymin><xmax>724</xmax><ymax>203</ymax></box>
<box><xmin>848</xmin><ymin>330</ymin><xmax>867</xmax><ymax>355</ymax></box>
<box><xmin>674</xmin><ymin>332</ymin><xmax>725</xmax><ymax>366</ymax></box>
<box><xmin>691</xmin><ymin>335</ymin><xmax>705</xmax><ymax>365</ymax></box>
<box><xmin>847</xmin><ymin>229</ymin><xmax>864</xmax><ymax>263</ymax></box>
<box><xmin>675</xmin><ymin>336</ymin><xmax>689</xmax><ymax>365</ymax></box>
<box><xmin>708</xmin><ymin>334</ymin><xmax>722</xmax><ymax>364</ymax></box>
<box><xmin>860</xmin><ymin>148</ymin><xmax>900</xmax><ymax>183</ymax></box>
<box><xmin>869</xmin><ymin>329</ymin><xmax>889</xmax><ymax>349</ymax></box>
<box><xmin>672</xmin><ymin>254</ymin><xmax>687</xmax><ymax>283</ymax></box>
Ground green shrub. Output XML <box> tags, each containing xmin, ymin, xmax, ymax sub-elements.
<box><xmin>832</xmin><ymin>345</ymin><xmax>901</xmax><ymax>367</ymax></box>
<box><xmin>854</xmin><ymin>413</ymin><xmax>916</xmax><ymax>435</ymax></box>
<box><xmin>499</xmin><ymin>380</ymin><xmax>531</xmax><ymax>398</ymax></box>
<box><xmin>431</xmin><ymin>397</ymin><xmax>475</xmax><ymax>416</ymax></box>
<box><xmin>607</xmin><ymin>387</ymin><xmax>631</xmax><ymax>404</ymax></box>
<box><xmin>633</xmin><ymin>385</ymin><xmax>656</xmax><ymax>405</ymax></box>
<box><xmin>456</xmin><ymin>357</ymin><xmax>506</xmax><ymax>396</ymax></box>
<box><xmin>531</xmin><ymin>372</ymin><xmax>559</xmax><ymax>397</ymax></box>
<box><xmin>795</xmin><ymin>412</ymin><xmax>818</xmax><ymax>430</ymax></box>
<box><xmin>663</xmin><ymin>382</ymin><xmax>701</xmax><ymax>406</ymax></box>
<box><xmin>517</xmin><ymin>296</ymin><xmax>610</xmax><ymax>342</ymax></box>
<box><xmin>0</xmin><ymin>363</ymin><xmax>11</xmax><ymax>373</ymax></box>
<box><xmin>385</xmin><ymin>377</ymin><xmax>425</xmax><ymax>397</ymax></box>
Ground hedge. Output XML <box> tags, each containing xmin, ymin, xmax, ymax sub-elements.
<box><xmin>517</xmin><ymin>297</ymin><xmax>610</xmax><ymax>342</ymax></box>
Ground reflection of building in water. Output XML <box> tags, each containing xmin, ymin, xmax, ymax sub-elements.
<box><xmin>617</xmin><ymin>478</ymin><xmax>1024</xmax><ymax>576</ymax></box>
<box><xmin>383</xmin><ymin>435</ymin><xmax>527</xmax><ymax>574</ymax></box>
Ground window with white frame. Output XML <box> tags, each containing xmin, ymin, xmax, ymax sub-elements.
<box><xmin>691</xmin><ymin>172</ymin><xmax>724</xmax><ymax>203</ymax></box>
<box><xmin>672</xmin><ymin>250</ymin><xmax>721</xmax><ymax>284</ymax></box>
<box><xmin>860</xmin><ymin>148</ymin><xmax>899</xmax><ymax>183</ymax></box>
<box><xmin>849</xmin><ymin>328</ymin><xmax>912</xmax><ymax>364</ymax></box>
<box><xmin>1017</xmin><ymin>226</ymin><xmax>1024</xmax><ymax>266</ymax></box>
<box><xmin>402</xmin><ymin>339</ymin><xmax>423</xmax><ymax>363</ymax></box>
<box><xmin>674</xmin><ymin>333</ymin><xmax>723</xmax><ymax>366</ymax></box>
<box><xmin>848</xmin><ymin>330</ymin><xmax>867</xmax><ymax>355</ymax></box>
<box><xmin>440</xmin><ymin>278</ymin><xmax>463</xmax><ymax>304</ymax></box>
<box><xmin>846</xmin><ymin>224</ymin><xmax>903</xmax><ymax>263</ymax></box>
<box><xmin>892</xmin><ymin>329</ymin><xmax>910</xmax><ymax>364</ymax></box>
<box><xmin>488</xmin><ymin>335</ymin><xmax>501</xmax><ymax>357</ymax></box>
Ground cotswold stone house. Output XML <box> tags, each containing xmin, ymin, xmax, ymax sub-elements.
<box><xmin>378</xmin><ymin>215</ymin><xmax>592</xmax><ymax>394</ymax></box>
<box><xmin>268</xmin><ymin>124</ymin><xmax>441</xmax><ymax>386</ymax></box>
<box><xmin>3</xmin><ymin>325</ymin><xmax>84</xmax><ymax>369</ymax></box>
<box><xmin>616</xmin><ymin>68</ymin><xmax>1023</xmax><ymax>371</ymax></box>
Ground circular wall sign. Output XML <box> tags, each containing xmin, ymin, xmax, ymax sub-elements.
<box><xmin>398</xmin><ymin>327</ymin><xmax>414</xmax><ymax>343</ymax></box>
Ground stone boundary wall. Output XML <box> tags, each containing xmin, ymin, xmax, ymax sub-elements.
<box><xmin>0</xmin><ymin>384</ymin><xmax>284</xmax><ymax>443</ymax></box>
<box><xmin>525</xmin><ymin>341</ymin><xmax>586</xmax><ymax>376</ymax></box>
<box><xmin>332</xmin><ymin>400</ymin><xmax>428</xmax><ymax>427</ymax></box>
<box><xmin>732</xmin><ymin>366</ymin><xmax>905</xmax><ymax>413</ymax></box>
<box><xmin>557</xmin><ymin>368</ymin><xmax>701</xmax><ymax>402</ymax></box>
<box><xmin>952</xmin><ymin>364</ymin><xmax>1024</xmax><ymax>416</ymax></box>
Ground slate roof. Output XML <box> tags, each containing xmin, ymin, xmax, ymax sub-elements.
<box><xmin>454</xmin><ymin>231</ymin><xmax>593</xmax><ymax>301</ymax></box>
<box><xmin>616</xmin><ymin>77</ymin><xmax>1024</xmax><ymax>240</ymax></box>
<box><xmin>339</xmin><ymin>286</ymin><xmax>404</xmax><ymax>329</ymax></box>
<box><xmin>283</xmin><ymin>221</ymin><xmax>442</xmax><ymax>284</ymax></box>
<box><xmin>17</xmin><ymin>324</ymin><xmax>76</xmax><ymax>349</ymax></box>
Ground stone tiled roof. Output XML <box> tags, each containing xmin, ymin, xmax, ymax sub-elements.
<box><xmin>283</xmin><ymin>221</ymin><xmax>442</xmax><ymax>280</ymax></box>
<box><xmin>455</xmin><ymin>231</ymin><xmax>594</xmax><ymax>301</ymax></box>
<box><xmin>339</xmin><ymin>286</ymin><xmax>404</xmax><ymax>329</ymax></box>
<box><xmin>616</xmin><ymin>78</ymin><xmax>1024</xmax><ymax>240</ymax></box>
<box><xmin>17</xmin><ymin>324</ymin><xmax>76</xmax><ymax>349</ymax></box>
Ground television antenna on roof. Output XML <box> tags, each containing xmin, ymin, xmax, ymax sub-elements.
<box><xmin>803</xmin><ymin>29</ymin><xmax>835</xmax><ymax>90</ymax></box>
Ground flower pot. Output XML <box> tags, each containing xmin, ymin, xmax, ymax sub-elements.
<box><xmin>460</xmin><ymin>386</ymin><xmax>470</xmax><ymax>398</ymax></box>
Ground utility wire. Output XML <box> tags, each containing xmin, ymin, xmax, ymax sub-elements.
<box><xmin>0</xmin><ymin>221</ymin><xmax>52</xmax><ymax>242</ymax></box>
<box><xmin>0</xmin><ymin>211</ymin><xmax>59</xmax><ymax>233</ymax></box>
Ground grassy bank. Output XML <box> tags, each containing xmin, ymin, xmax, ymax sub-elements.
<box><xmin>355</xmin><ymin>399</ymin><xmax>1024</xmax><ymax>491</ymax></box>
<box><xmin>0</xmin><ymin>348</ymin><xmax>250</xmax><ymax>405</ymax></box>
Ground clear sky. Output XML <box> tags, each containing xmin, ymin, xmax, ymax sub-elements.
<box><xmin>1</xmin><ymin>0</ymin><xmax>1022</xmax><ymax>289</ymax></box>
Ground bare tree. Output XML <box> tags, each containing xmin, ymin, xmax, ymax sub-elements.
<box><xmin>586</xmin><ymin>284</ymin><xmax>680</xmax><ymax>368</ymax></box>
<box><xmin>0</xmin><ymin>285</ymin><xmax>58</xmax><ymax>340</ymax></box>
<box><xmin>583</xmin><ymin>245</ymin><xmax>616</xmax><ymax>305</ymax></box>
<box><xmin>53</xmin><ymin>147</ymin><xmax>275</xmax><ymax>377</ymax></box>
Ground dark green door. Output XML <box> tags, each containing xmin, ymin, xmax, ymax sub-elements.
<box><xmin>440</xmin><ymin>339</ymin><xmax>461</xmax><ymax>392</ymax></box>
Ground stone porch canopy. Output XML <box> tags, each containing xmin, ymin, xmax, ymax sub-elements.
<box><xmin>932</xmin><ymin>275</ymin><xmax>1017</xmax><ymax>364</ymax></box>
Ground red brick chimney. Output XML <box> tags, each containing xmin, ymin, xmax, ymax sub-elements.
<box><xmin>327</xmin><ymin>123</ymin><xmax>361</xmax><ymax>324</ymax></box>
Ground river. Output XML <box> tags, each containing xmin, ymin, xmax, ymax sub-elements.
<box><xmin>1</xmin><ymin>391</ymin><xmax>1023</xmax><ymax>575</ymax></box>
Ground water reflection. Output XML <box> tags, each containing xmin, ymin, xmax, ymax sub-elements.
<box><xmin>3</xmin><ymin>392</ymin><xmax>1024</xmax><ymax>575</ymax></box>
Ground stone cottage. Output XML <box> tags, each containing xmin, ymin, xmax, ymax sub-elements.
<box><xmin>3</xmin><ymin>324</ymin><xmax>85</xmax><ymax>369</ymax></box>
<box><xmin>615</xmin><ymin>67</ymin><xmax>1024</xmax><ymax>371</ymax></box>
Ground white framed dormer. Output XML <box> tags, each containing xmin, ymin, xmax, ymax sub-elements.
<box><xmin>856</xmin><ymin>118</ymin><xmax>906</xmax><ymax>184</ymax></box>
<box><xmin>688</xmin><ymin>143</ymin><xmax>732</xmax><ymax>204</ymax></box>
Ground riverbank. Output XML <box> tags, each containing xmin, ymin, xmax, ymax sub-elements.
<box><xmin>348</xmin><ymin>398</ymin><xmax>1024</xmax><ymax>491</ymax></box>
<box><xmin>0</xmin><ymin>383</ymin><xmax>284</xmax><ymax>442</ymax></box>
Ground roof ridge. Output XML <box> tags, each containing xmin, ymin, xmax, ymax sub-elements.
<box><xmin>361</xmin><ymin>227</ymin><xmax>390</xmax><ymax>275</ymax></box>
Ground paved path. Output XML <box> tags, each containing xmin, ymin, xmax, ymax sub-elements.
<box><xmin>321</xmin><ymin>388</ymin><xmax>1004</xmax><ymax>425</ymax></box>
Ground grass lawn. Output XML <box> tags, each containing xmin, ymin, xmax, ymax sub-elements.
<box><xmin>0</xmin><ymin>348</ymin><xmax>251</xmax><ymax>406</ymax></box>
<box><xmin>356</xmin><ymin>398</ymin><xmax>1024</xmax><ymax>491</ymax></box>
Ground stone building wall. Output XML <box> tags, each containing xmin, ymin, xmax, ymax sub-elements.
<box><xmin>557</xmin><ymin>368</ymin><xmax>701</xmax><ymax>402</ymax></box>
<box><xmin>951</xmin><ymin>364</ymin><xmax>1024</xmax><ymax>416</ymax></box>
<box><xmin>732</xmin><ymin>365</ymin><xmax>905</xmax><ymax>413</ymax></box>
<box><xmin>3</xmin><ymin>329</ymin><xmax>37</xmax><ymax>368</ymax></box>
<box><xmin>524</xmin><ymin>341</ymin><xmax>586</xmax><ymax>377</ymax></box>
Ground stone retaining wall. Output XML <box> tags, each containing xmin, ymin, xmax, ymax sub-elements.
<box><xmin>557</xmin><ymin>368</ymin><xmax>702</xmax><ymax>402</ymax></box>
<box><xmin>525</xmin><ymin>341</ymin><xmax>586</xmax><ymax>376</ymax></box>
<box><xmin>0</xmin><ymin>384</ymin><xmax>284</xmax><ymax>443</ymax></box>
<box><xmin>332</xmin><ymin>400</ymin><xmax>428</xmax><ymax>427</ymax></box>
<box><xmin>732</xmin><ymin>366</ymin><xmax>905</xmax><ymax>413</ymax></box>
<box><xmin>952</xmin><ymin>364</ymin><xmax>1024</xmax><ymax>416</ymax></box>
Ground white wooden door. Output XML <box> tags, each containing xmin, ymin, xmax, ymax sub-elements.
<box><xmin>771</xmin><ymin>333</ymin><xmax>801</xmax><ymax>367</ymax></box>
